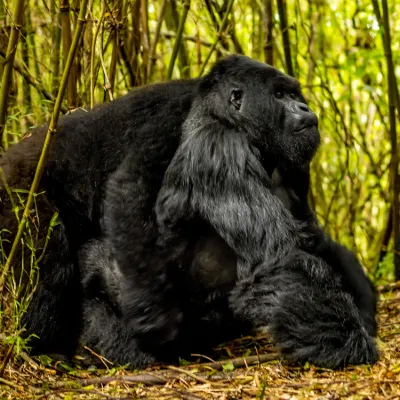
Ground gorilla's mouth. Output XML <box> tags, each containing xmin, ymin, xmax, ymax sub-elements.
<box><xmin>293</xmin><ymin>124</ymin><xmax>319</xmax><ymax>135</ymax></box>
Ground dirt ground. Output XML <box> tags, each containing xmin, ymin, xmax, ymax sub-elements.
<box><xmin>1</xmin><ymin>285</ymin><xmax>399</xmax><ymax>400</ymax></box>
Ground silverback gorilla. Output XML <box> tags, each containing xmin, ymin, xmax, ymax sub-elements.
<box><xmin>0</xmin><ymin>55</ymin><xmax>378</xmax><ymax>369</ymax></box>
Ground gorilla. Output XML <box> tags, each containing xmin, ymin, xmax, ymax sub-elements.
<box><xmin>0</xmin><ymin>55</ymin><xmax>378</xmax><ymax>369</ymax></box>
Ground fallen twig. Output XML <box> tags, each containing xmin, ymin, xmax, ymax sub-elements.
<box><xmin>189</xmin><ymin>352</ymin><xmax>280</xmax><ymax>370</ymax></box>
<box><xmin>168</xmin><ymin>365</ymin><xmax>226</xmax><ymax>387</ymax></box>
<box><xmin>58</xmin><ymin>373</ymin><xmax>168</xmax><ymax>387</ymax></box>
<box><xmin>37</xmin><ymin>387</ymin><xmax>118</xmax><ymax>399</ymax></box>
<box><xmin>0</xmin><ymin>376</ymin><xmax>22</xmax><ymax>390</ymax></box>
<box><xmin>378</xmin><ymin>281</ymin><xmax>400</xmax><ymax>293</ymax></box>
<box><xmin>83</xmin><ymin>345</ymin><xmax>114</xmax><ymax>369</ymax></box>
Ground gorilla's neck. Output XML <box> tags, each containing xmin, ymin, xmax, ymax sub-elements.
<box><xmin>260</xmin><ymin>154</ymin><xmax>278</xmax><ymax>179</ymax></box>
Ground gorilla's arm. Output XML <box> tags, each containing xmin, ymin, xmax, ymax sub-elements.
<box><xmin>314</xmin><ymin>237</ymin><xmax>377</xmax><ymax>335</ymax></box>
<box><xmin>103</xmin><ymin>151</ymin><xmax>184</xmax><ymax>345</ymax></box>
<box><xmin>229</xmin><ymin>250</ymin><xmax>378</xmax><ymax>369</ymax></box>
<box><xmin>273</xmin><ymin>164</ymin><xmax>377</xmax><ymax>335</ymax></box>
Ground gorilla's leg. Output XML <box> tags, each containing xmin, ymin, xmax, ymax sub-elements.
<box><xmin>103</xmin><ymin>152</ymin><xmax>185</xmax><ymax>346</ymax></box>
<box><xmin>229</xmin><ymin>250</ymin><xmax>379</xmax><ymax>369</ymax></box>
<box><xmin>273</xmin><ymin>164</ymin><xmax>377</xmax><ymax>336</ymax></box>
<box><xmin>1</xmin><ymin>139</ymin><xmax>82</xmax><ymax>356</ymax></box>
<box><xmin>79</xmin><ymin>239</ymin><xmax>159</xmax><ymax>368</ymax></box>
<box><xmin>79</xmin><ymin>238</ymin><xmax>242</xmax><ymax>367</ymax></box>
<box><xmin>22</xmin><ymin>222</ymin><xmax>82</xmax><ymax>356</ymax></box>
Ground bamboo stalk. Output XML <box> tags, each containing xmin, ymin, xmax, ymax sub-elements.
<box><xmin>61</xmin><ymin>0</ymin><xmax>77</xmax><ymax>109</ymax></box>
<box><xmin>90</xmin><ymin>0</ymin><xmax>106</xmax><ymax>108</ymax></box>
<box><xmin>147</xmin><ymin>0</ymin><xmax>168</xmax><ymax>79</ymax></box>
<box><xmin>118</xmin><ymin>39</ymin><xmax>136</xmax><ymax>87</ymax></box>
<box><xmin>165</xmin><ymin>0</ymin><xmax>190</xmax><ymax>78</ymax></box>
<box><xmin>263</xmin><ymin>0</ymin><xmax>274</xmax><ymax>65</ymax></box>
<box><xmin>276</xmin><ymin>0</ymin><xmax>294</xmax><ymax>76</ymax></box>
<box><xmin>0</xmin><ymin>0</ymin><xmax>24</xmax><ymax>148</ymax></box>
<box><xmin>21</xmin><ymin>27</ymin><xmax>31</xmax><ymax>117</ymax></box>
<box><xmin>51</xmin><ymin>1</ymin><xmax>62</xmax><ymax>96</ymax></box>
<box><xmin>129</xmin><ymin>0</ymin><xmax>141</xmax><ymax>86</ymax></box>
<box><xmin>381</xmin><ymin>0</ymin><xmax>400</xmax><ymax>280</ymax></box>
<box><xmin>0</xmin><ymin>0</ymin><xmax>90</xmax><ymax>294</ymax></box>
<box><xmin>166</xmin><ymin>0</ymin><xmax>190</xmax><ymax>80</ymax></box>
<box><xmin>82</xmin><ymin>9</ymin><xmax>93</xmax><ymax>104</ymax></box>
<box><xmin>109</xmin><ymin>0</ymin><xmax>122</xmax><ymax>93</ymax></box>
<box><xmin>26</xmin><ymin>10</ymin><xmax>41</xmax><ymax>84</ymax></box>
<box><xmin>140</xmin><ymin>0</ymin><xmax>150</xmax><ymax>82</ymax></box>
<box><xmin>371</xmin><ymin>0</ymin><xmax>400</xmax><ymax>122</ymax></box>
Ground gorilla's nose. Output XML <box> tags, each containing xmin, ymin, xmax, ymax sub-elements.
<box><xmin>292</xmin><ymin>102</ymin><xmax>318</xmax><ymax>128</ymax></box>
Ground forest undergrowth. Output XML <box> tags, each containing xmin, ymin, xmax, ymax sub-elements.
<box><xmin>0</xmin><ymin>284</ymin><xmax>399</xmax><ymax>400</ymax></box>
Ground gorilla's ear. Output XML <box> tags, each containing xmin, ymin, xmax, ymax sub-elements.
<box><xmin>230</xmin><ymin>89</ymin><xmax>243</xmax><ymax>110</ymax></box>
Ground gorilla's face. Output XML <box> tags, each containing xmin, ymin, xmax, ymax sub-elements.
<box><xmin>202</xmin><ymin>55</ymin><xmax>320</xmax><ymax>167</ymax></box>
<box><xmin>264</xmin><ymin>74</ymin><xmax>320</xmax><ymax>166</ymax></box>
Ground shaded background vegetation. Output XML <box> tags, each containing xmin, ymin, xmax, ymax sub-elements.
<box><xmin>0</xmin><ymin>0</ymin><xmax>399</xmax><ymax>285</ymax></box>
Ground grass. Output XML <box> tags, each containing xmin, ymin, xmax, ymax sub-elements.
<box><xmin>0</xmin><ymin>286</ymin><xmax>399</xmax><ymax>400</ymax></box>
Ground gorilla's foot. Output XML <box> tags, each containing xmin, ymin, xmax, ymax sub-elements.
<box><xmin>269</xmin><ymin>289</ymin><xmax>379</xmax><ymax>369</ymax></box>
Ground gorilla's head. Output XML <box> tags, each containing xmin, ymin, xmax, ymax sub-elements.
<box><xmin>199</xmin><ymin>55</ymin><xmax>320</xmax><ymax>167</ymax></box>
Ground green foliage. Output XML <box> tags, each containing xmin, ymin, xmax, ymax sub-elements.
<box><xmin>376</xmin><ymin>251</ymin><xmax>396</xmax><ymax>284</ymax></box>
<box><xmin>222</xmin><ymin>361</ymin><xmax>235</xmax><ymax>371</ymax></box>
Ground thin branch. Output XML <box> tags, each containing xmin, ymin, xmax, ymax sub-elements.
<box><xmin>167</xmin><ymin>0</ymin><xmax>190</xmax><ymax>80</ymax></box>
<box><xmin>199</xmin><ymin>0</ymin><xmax>235</xmax><ymax>76</ymax></box>
<box><xmin>0</xmin><ymin>0</ymin><xmax>24</xmax><ymax>148</ymax></box>
<box><xmin>55</xmin><ymin>374</ymin><xmax>167</xmax><ymax>387</ymax></box>
<box><xmin>147</xmin><ymin>0</ymin><xmax>168</xmax><ymax>78</ymax></box>
<box><xmin>157</xmin><ymin>30</ymin><xmax>216</xmax><ymax>48</ymax></box>
<box><xmin>189</xmin><ymin>352</ymin><xmax>280</xmax><ymax>370</ymax></box>
<box><xmin>167</xmin><ymin>365</ymin><xmax>226</xmax><ymax>387</ymax></box>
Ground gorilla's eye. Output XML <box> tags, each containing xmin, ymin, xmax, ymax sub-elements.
<box><xmin>289</xmin><ymin>93</ymin><xmax>296</xmax><ymax>99</ymax></box>
<box><xmin>275</xmin><ymin>91</ymin><xmax>284</xmax><ymax>99</ymax></box>
<box><xmin>230</xmin><ymin>89</ymin><xmax>243</xmax><ymax>110</ymax></box>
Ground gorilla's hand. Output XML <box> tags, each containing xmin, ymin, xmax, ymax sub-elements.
<box><xmin>229</xmin><ymin>250</ymin><xmax>379</xmax><ymax>369</ymax></box>
<box><xmin>272</xmin><ymin>163</ymin><xmax>377</xmax><ymax>336</ymax></box>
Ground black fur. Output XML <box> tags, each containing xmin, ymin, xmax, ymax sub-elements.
<box><xmin>0</xmin><ymin>55</ymin><xmax>378</xmax><ymax>368</ymax></box>
<box><xmin>79</xmin><ymin>238</ymin><xmax>243</xmax><ymax>366</ymax></box>
<box><xmin>230</xmin><ymin>250</ymin><xmax>378</xmax><ymax>368</ymax></box>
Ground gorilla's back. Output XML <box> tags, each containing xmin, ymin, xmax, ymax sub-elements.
<box><xmin>42</xmin><ymin>79</ymin><xmax>199</xmax><ymax>239</ymax></box>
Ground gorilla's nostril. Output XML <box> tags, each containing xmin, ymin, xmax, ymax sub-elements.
<box><xmin>298</xmin><ymin>103</ymin><xmax>310</xmax><ymax>113</ymax></box>
<box><xmin>292</xmin><ymin>101</ymin><xmax>310</xmax><ymax>113</ymax></box>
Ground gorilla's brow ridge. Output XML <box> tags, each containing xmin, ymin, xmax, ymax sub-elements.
<box><xmin>271</xmin><ymin>76</ymin><xmax>301</xmax><ymax>92</ymax></box>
